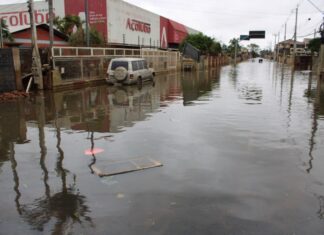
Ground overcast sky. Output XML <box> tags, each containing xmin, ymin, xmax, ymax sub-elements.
<box><xmin>1</xmin><ymin>0</ymin><xmax>323</xmax><ymax>49</ymax></box>
<box><xmin>123</xmin><ymin>0</ymin><xmax>323</xmax><ymax>49</ymax></box>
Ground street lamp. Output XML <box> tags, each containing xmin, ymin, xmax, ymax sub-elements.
<box><xmin>0</xmin><ymin>19</ymin><xmax>4</xmax><ymax>48</ymax></box>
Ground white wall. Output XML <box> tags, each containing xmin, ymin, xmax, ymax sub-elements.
<box><xmin>107</xmin><ymin>0</ymin><xmax>160</xmax><ymax>47</ymax></box>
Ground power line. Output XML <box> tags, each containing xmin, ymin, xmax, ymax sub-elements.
<box><xmin>306</xmin><ymin>0</ymin><xmax>323</xmax><ymax>13</ymax></box>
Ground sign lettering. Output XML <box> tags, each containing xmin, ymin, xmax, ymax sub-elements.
<box><xmin>126</xmin><ymin>18</ymin><xmax>151</xmax><ymax>34</ymax></box>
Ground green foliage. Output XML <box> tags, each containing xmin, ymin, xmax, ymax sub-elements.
<box><xmin>180</xmin><ymin>33</ymin><xmax>222</xmax><ymax>55</ymax></box>
<box><xmin>1</xmin><ymin>18</ymin><xmax>14</xmax><ymax>42</ymax></box>
<box><xmin>226</xmin><ymin>38</ymin><xmax>241</xmax><ymax>58</ymax></box>
<box><xmin>89</xmin><ymin>28</ymin><xmax>105</xmax><ymax>47</ymax></box>
<box><xmin>68</xmin><ymin>28</ymin><xmax>85</xmax><ymax>46</ymax></box>
<box><xmin>54</xmin><ymin>15</ymin><xmax>83</xmax><ymax>36</ymax></box>
<box><xmin>54</xmin><ymin>15</ymin><xmax>105</xmax><ymax>47</ymax></box>
<box><xmin>247</xmin><ymin>43</ymin><xmax>260</xmax><ymax>57</ymax></box>
<box><xmin>308</xmin><ymin>38</ymin><xmax>321</xmax><ymax>53</ymax></box>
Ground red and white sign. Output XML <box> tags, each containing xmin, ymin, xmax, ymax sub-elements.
<box><xmin>0</xmin><ymin>2</ymin><xmax>50</xmax><ymax>32</ymax></box>
<box><xmin>126</xmin><ymin>18</ymin><xmax>151</xmax><ymax>34</ymax></box>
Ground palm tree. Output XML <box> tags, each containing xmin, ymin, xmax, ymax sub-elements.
<box><xmin>0</xmin><ymin>18</ymin><xmax>14</xmax><ymax>42</ymax></box>
<box><xmin>54</xmin><ymin>15</ymin><xmax>83</xmax><ymax>36</ymax></box>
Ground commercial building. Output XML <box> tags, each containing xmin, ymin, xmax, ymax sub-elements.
<box><xmin>0</xmin><ymin>0</ymin><xmax>199</xmax><ymax>48</ymax></box>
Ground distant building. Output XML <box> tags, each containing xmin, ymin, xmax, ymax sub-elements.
<box><xmin>276</xmin><ymin>39</ymin><xmax>311</xmax><ymax>56</ymax></box>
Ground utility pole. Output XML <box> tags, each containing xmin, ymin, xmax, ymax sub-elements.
<box><xmin>319</xmin><ymin>16</ymin><xmax>324</xmax><ymax>74</ymax></box>
<box><xmin>234</xmin><ymin>38</ymin><xmax>238</xmax><ymax>65</ymax></box>
<box><xmin>277</xmin><ymin>32</ymin><xmax>280</xmax><ymax>62</ymax></box>
<box><xmin>274</xmin><ymin>34</ymin><xmax>277</xmax><ymax>61</ymax></box>
<box><xmin>292</xmin><ymin>6</ymin><xmax>299</xmax><ymax>69</ymax></box>
<box><xmin>28</xmin><ymin>0</ymin><xmax>44</xmax><ymax>89</ymax></box>
<box><xmin>48</xmin><ymin>0</ymin><xmax>54</xmax><ymax>48</ymax></box>
<box><xmin>0</xmin><ymin>19</ymin><xmax>3</xmax><ymax>48</ymax></box>
<box><xmin>85</xmin><ymin>0</ymin><xmax>90</xmax><ymax>47</ymax></box>
<box><xmin>283</xmin><ymin>23</ymin><xmax>287</xmax><ymax>63</ymax></box>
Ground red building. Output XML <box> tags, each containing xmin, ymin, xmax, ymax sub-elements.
<box><xmin>8</xmin><ymin>24</ymin><xmax>68</xmax><ymax>48</ymax></box>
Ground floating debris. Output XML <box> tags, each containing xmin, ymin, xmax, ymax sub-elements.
<box><xmin>84</xmin><ymin>148</ymin><xmax>104</xmax><ymax>155</ymax></box>
<box><xmin>90</xmin><ymin>157</ymin><xmax>163</xmax><ymax>177</ymax></box>
<box><xmin>0</xmin><ymin>91</ymin><xmax>29</xmax><ymax>102</ymax></box>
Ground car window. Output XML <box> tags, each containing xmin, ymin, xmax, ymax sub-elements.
<box><xmin>138</xmin><ymin>60</ymin><xmax>144</xmax><ymax>70</ymax></box>
<box><xmin>143</xmin><ymin>60</ymin><xmax>148</xmax><ymax>69</ymax></box>
<box><xmin>111</xmin><ymin>61</ymin><xmax>128</xmax><ymax>70</ymax></box>
<box><xmin>132</xmin><ymin>61</ymin><xmax>139</xmax><ymax>71</ymax></box>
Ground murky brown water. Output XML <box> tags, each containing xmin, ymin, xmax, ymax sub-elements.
<box><xmin>1</xmin><ymin>60</ymin><xmax>324</xmax><ymax>234</ymax></box>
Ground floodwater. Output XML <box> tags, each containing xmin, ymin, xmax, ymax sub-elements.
<box><xmin>1</xmin><ymin>60</ymin><xmax>324</xmax><ymax>235</ymax></box>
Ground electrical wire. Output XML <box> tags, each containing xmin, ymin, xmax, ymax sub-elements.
<box><xmin>306</xmin><ymin>0</ymin><xmax>323</xmax><ymax>13</ymax></box>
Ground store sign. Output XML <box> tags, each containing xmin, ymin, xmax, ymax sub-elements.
<box><xmin>0</xmin><ymin>9</ymin><xmax>50</xmax><ymax>28</ymax></box>
<box><xmin>126</xmin><ymin>18</ymin><xmax>151</xmax><ymax>33</ymax></box>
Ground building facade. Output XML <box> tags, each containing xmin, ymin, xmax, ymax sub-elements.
<box><xmin>0</xmin><ymin>0</ymin><xmax>199</xmax><ymax>48</ymax></box>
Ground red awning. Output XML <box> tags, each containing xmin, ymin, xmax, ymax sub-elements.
<box><xmin>168</xmin><ymin>20</ymin><xmax>187</xmax><ymax>33</ymax></box>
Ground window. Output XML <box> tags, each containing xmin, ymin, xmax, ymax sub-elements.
<box><xmin>138</xmin><ymin>60</ymin><xmax>144</xmax><ymax>70</ymax></box>
<box><xmin>132</xmin><ymin>61</ymin><xmax>139</xmax><ymax>71</ymax></box>
<box><xmin>143</xmin><ymin>60</ymin><xmax>148</xmax><ymax>69</ymax></box>
<box><xmin>111</xmin><ymin>61</ymin><xmax>128</xmax><ymax>70</ymax></box>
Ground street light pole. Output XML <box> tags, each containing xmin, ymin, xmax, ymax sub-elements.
<box><xmin>292</xmin><ymin>6</ymin><xmax>299</xmax><ymax>69</ymax></box>
<box><xmin>48</xmin><ymin>0</ymin><xmax>54</xmax><ymax>48</ymax></box>
<box><xmin>0</xmin><ymin>19</ymin><xmax>3</xmax><ymax>48</ymax></box>
<box><xmin>273</xmin><ymin>34</ymin><xmax>277</xmax><ymax>61</ymax></box>
<box><xmin>234</xmin><ymin>39</ymin><xmax>237</xmax><ymax>65</ymax></box>
<box><xmin>28</xmin><ymin>0</ymin><xmax>44</xmax><ymax>89</ymax></box>
<box><xmin>85</xmin><ymin>0</ymin><xmax>90</xmax><ymax>47</ymax></box>
<box><xmin>277</xmin><ymin>32</ymin><xmax>280</xmax><ymax>62</ymax></box>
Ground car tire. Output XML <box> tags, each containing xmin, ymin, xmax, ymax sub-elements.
<box><xmin>114</xmin><ymin>66</ymin><xmax>128</xmax><ymax>82</ymax></box>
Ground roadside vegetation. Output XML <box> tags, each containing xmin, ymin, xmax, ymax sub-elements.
<box><xmin>54</xmin><ymin>15</ymin><xmax>105</xmax><ymax>47</ymax></box>
<box><xmin>308</xmin><ymin>38</ymin><xmax>321</xmax><ymax>54</ymax></box>
<box><xmin>180</xmin><ymin>33</ymin><xmax>261</xmax><ymax>58</ymax></box>
<box><xmin>0</xmin><ymin>19</ymin><xmax>14</xmax><ymax>42</ymax></box>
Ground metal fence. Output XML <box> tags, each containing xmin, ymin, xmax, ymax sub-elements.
<box><xmin>52</xmin><ymin>47</ymin><xmax>180</xmax><ymax>82</ymax></box>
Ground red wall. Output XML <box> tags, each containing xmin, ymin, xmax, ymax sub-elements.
<box><xmin>160</xmin><ymin>17</ymin><xmax>169</xmax><ymax>49</ymax></box>
<box><xmin>160</xmin><ymin>16</ymin><xmax>188</xmax><ymax>48</ymax></box>
<box><xmin>64</xmin><ymin>0</ymin><xmax>107</xmax><ymax>41</ymax></box>
<box><xmin>12</xmin><ymin>27</ymin><xmax>67</xmax><ymax>47</ymax></box>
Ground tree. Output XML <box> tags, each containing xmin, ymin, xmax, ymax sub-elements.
<box><xmin>1</xmin><ymin>18</ymin><xmax>14</xmax><ymax>42</ymax></box>
<box><xmin>247</xmin><ymin>43</ymin><xmax>260</xmax><ymax>57</ymax></box>
<box><xmin>54</xmin><ymin>15</ymin><xmax>105</xmax><ymax>47</ymax></box>
<box><xmin>308</xmin><ymin>38</ymin><xmax>321</xmax><ymax>53</ymax></box>
<box><xmin>54</xmin><ymin>15</ymin><xmax>83</xmax><ymax>36</ymax></box>
<box><xmin>180</xmin><ymin>33</ymin><xmax>222</xmax><ymax>55</ymax></box>
<box><xmin>226</xmin><ymin>38</ymin><xmax>241</xmax><ymax>58</ymax></box>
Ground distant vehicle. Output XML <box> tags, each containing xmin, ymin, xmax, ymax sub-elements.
<box><xmin>106</xmin><ymin>58</ymin><xmax>155</xmax><ymax>86</ymax></box>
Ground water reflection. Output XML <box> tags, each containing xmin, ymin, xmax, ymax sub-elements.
<box><xmin>181</xmin><ymin>69</ymin><xmax>220</xmax><ymax>106</ymax></box>
<box><xmin>1</xmin><ymin>67</ymin><xmax>324</xmax><ymax>233</ymax></box>
<box><xmin>7</xmin><ymin>134</ymin><xmax>93</xmax><ymax>233</ymax></box>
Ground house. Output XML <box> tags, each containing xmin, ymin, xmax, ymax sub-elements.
<box><xmin>276</xmin><ymin>39</ymin><xmax>310</xmax><ymax>56</ymax></box>
<box><xmin>6</xmin><ymin>24</ymin><xmax>68</xmax><ymax>48</ymax></box>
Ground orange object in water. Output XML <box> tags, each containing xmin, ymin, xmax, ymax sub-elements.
<box><xmin>84</xmin><ymin>148</ymin><xmax>104</xmax><ymax>155</ymax></box>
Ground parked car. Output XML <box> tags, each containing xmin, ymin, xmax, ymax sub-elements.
<box><xmin>106</xmin><ymin>58</ymin><xmax>155</xmax><ymax>86</ymax></box>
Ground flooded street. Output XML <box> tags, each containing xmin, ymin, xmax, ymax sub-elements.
<box><xmin>1</xmin><ymin>60</ymin><xmax>324</xmax><ymax>234</ymax></box>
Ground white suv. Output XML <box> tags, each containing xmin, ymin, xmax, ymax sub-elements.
<box><xmin>106</xmin><ymin>58</ymin><xmax>155</xmax><ymax>85</ymax></box>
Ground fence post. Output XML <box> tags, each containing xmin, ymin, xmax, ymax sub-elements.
<box><xmin>12</xmin><ymin>48</ymin><xmax>23</xmax><ymax>91</ymax></box>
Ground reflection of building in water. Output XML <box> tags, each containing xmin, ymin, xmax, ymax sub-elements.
<box><xmin>0</xmin><ymin>100</ymin><xmax>27</xmax><ymax>166</ymax></box>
